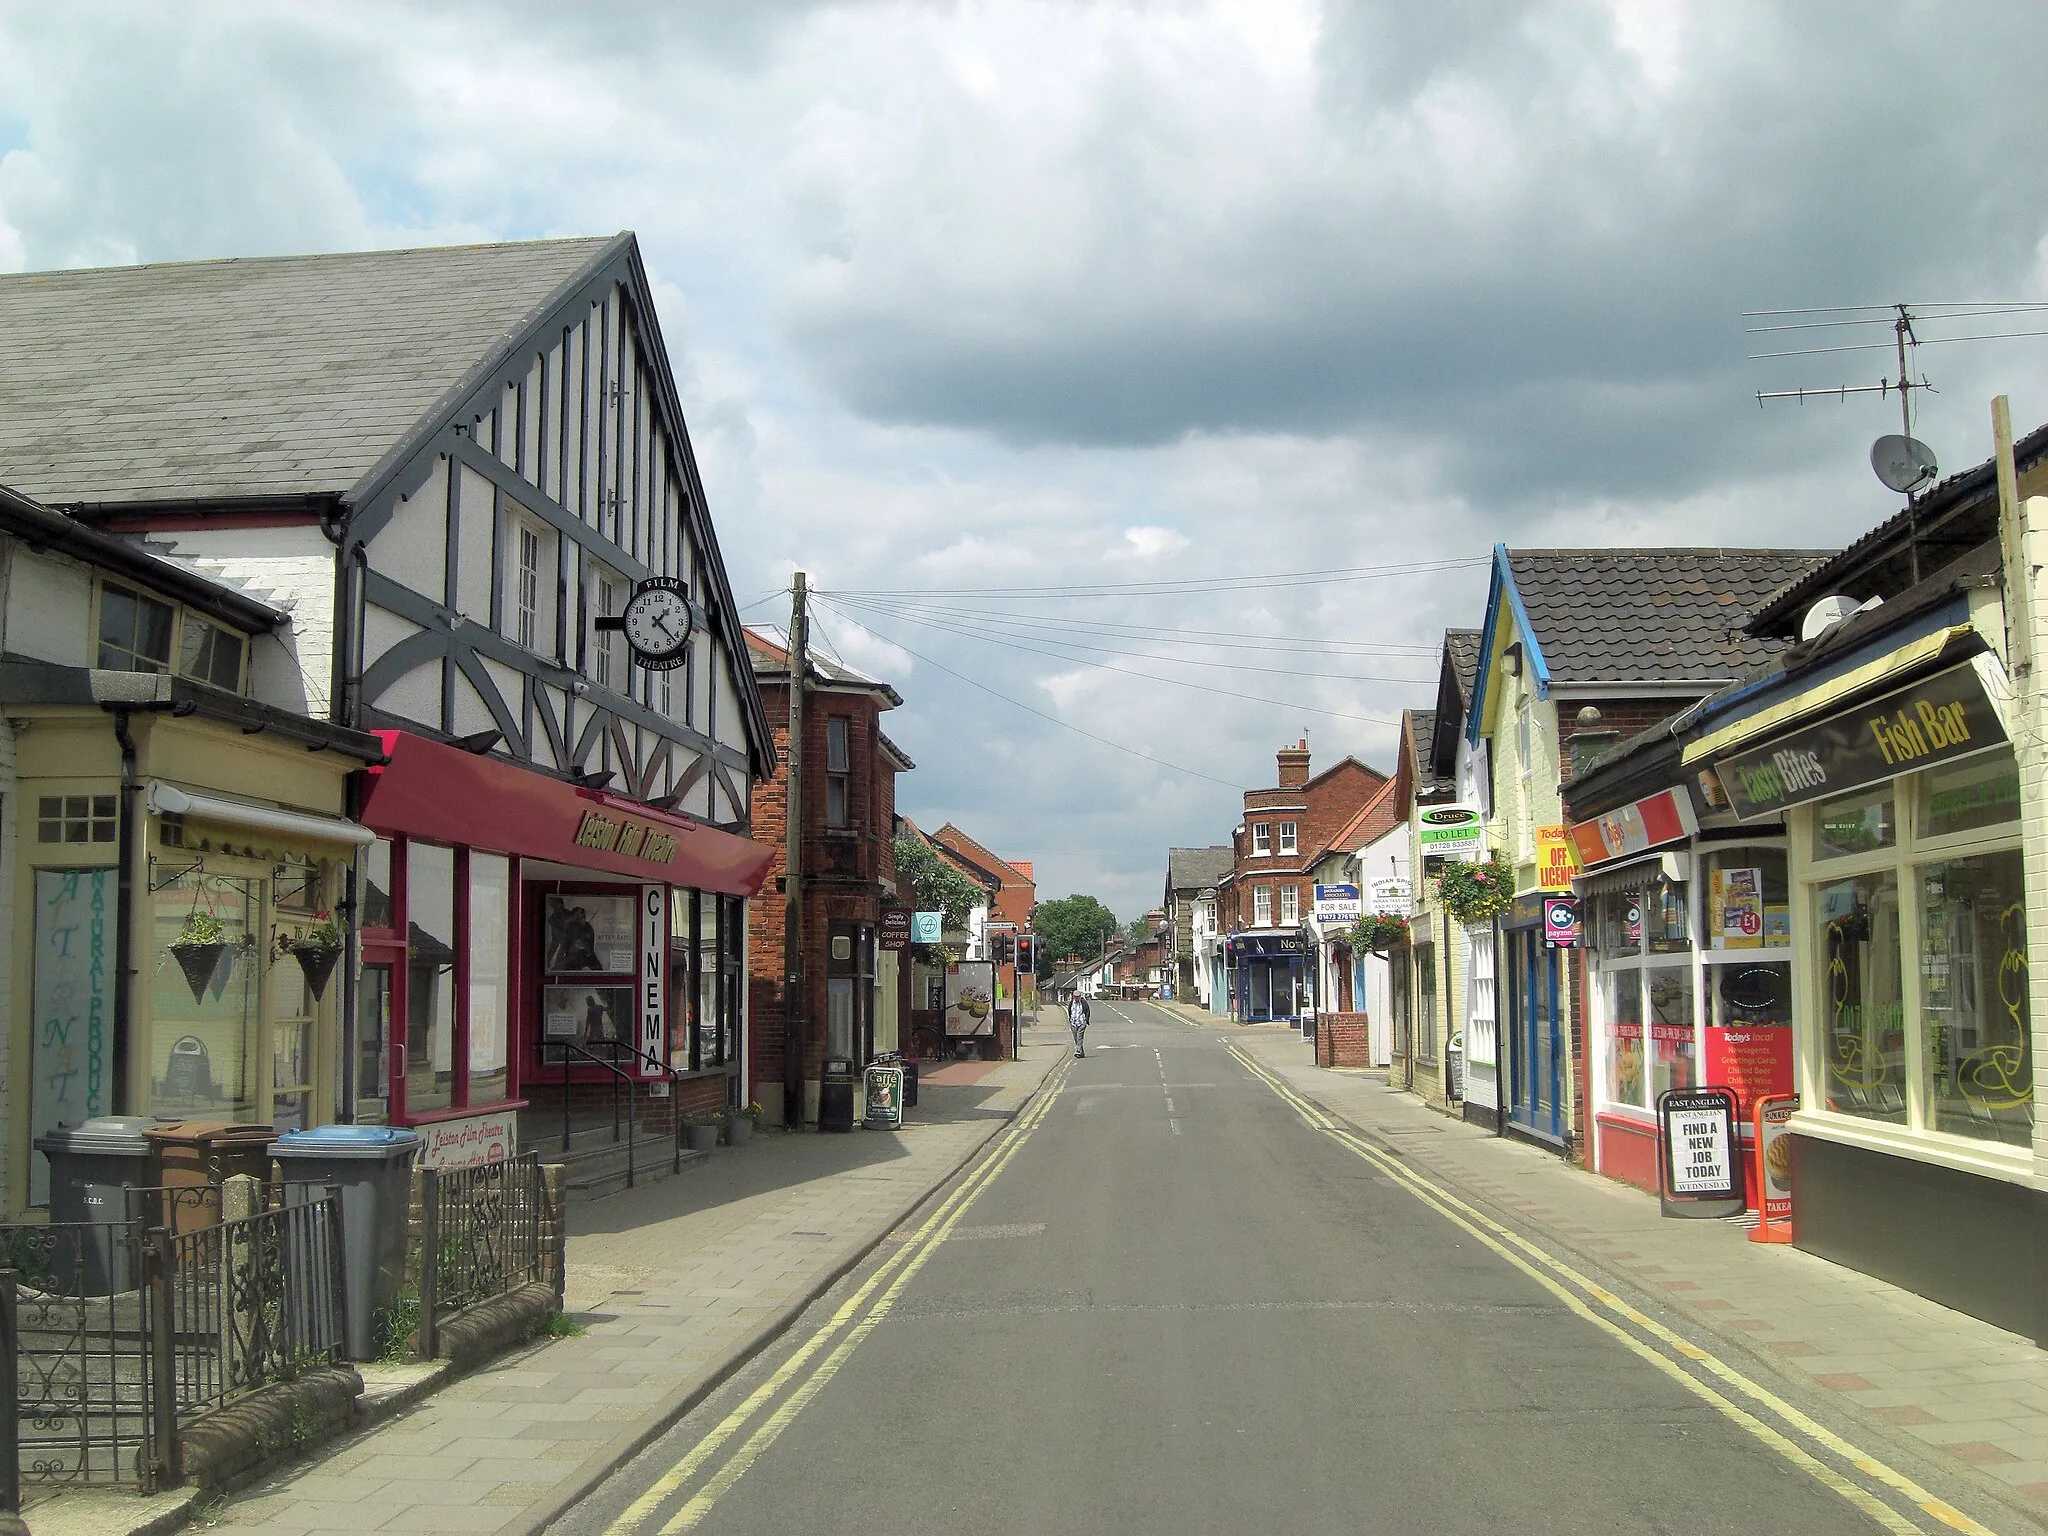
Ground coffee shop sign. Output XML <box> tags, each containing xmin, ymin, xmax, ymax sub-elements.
<box><xmin>573</xmin><ymin>809</ymin><xmax>680</xmax><ymax>864</ymax></box>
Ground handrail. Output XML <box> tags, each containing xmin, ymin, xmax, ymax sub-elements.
<box><xmin>586</xmin><ymin>1039</ymin><xmax>689</xmax><ymax>1174</ymax></box>
<box><xmin>553</xmin><ymin>1041</ymin><xmax>637</xmax><ymax>1187</ymax></box>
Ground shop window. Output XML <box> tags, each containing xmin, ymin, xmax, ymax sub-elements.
<box><xmin>38</xmin><ymin>794</ymin><xmax>115</xmax><ymax>844</ymax></box>
<box><xmin>1251</xmin><ymin>823</ymin><xmax>1270</xmax><ymax>856</ymax></box>
<box><xmin>150</xmin><ymin>873</ymin><xmax>261</xmax><ymax>1125</ymax></box>
<box><xmin>1602</xmin><ymin>969</ymin><xmax>1645</xmax><ymax>1109</ymax></box>
<box><xmin>98</xmin><ymin>581</ymin><xmax>174</xmax><ymax>673</ymax></box>
<box><xmin>358</xmin><ymin>963</ymin><xmax>392</xmax><ymax>1121</ymax></box>
<box><xmin>1252</xmin><ymin>886</ymin><xmax>1272</xmax><ymax>926</ymax></box>
<box><xmin>1279</xmin><ymin>886</ymin><xmax>1299</xmax><ymax>925</ymax></box>
<box><xmin>698</xmin><ymin>891</ymin><xmax>722</xmax><ymax>1069</ymax></box>
<box><xmin>1414</xmin><ymin>941</ymin><xmax>1438</xmax><ymax>1063</ymax></box>
<box><xmin>1813</xmin><ymin>787</ymin><xmax>1896</xmax><ymax>861</ymax></box>
<box><xmin>407</xmin><ymin>843</ymin><xmax>457</xmax><ymax>1115</ymax></box>
<box><xmin>180</xmin><ymin>614</ymin><xmax>244</xmax><ymax>692</ymax></box>
<box><xmin>1277</xmin><ymin>822</ymin><xmax>1297</xmax><ymax>855</ymax></box>
<box><xmin>1817</xmin><ymin>868</ymin><xmax>1905</xmax><ymax>1126</ymax></box>
<box><xmin>468</xmin><ymin>853</ymin><xmax>510</xmax><ymax>1105</ymax></box>
<box><xmin>1919</xmin><ymin>753</ymin><xmax>2021</xmax><ymax>841</ymax></box>
<box><xmin>1920</xmin><ymin>849</ymin><xmax>2028</xmax><ymax>1146</ymax></box>
<box><xmin>361</xmin><ymin>839</ymin><xmax>394</xmax><ymax>931</ymax></box>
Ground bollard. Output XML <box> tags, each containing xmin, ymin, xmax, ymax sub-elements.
<box><xmin>417</xmin><ymin>1167</ymin><xmax>440</xmax><ymax>1361</ymax></box>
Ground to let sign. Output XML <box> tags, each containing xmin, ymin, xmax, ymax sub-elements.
<box><xmin>1417</xmin><ymin>806</ymin><xmax>1485</xmax><ymax>861</ymax></box>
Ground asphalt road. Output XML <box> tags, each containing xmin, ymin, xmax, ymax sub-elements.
<box><xmin>555</xmin><ymin>1002</ymin><xmax>1996</xmax><ymax>1536</ymax></box>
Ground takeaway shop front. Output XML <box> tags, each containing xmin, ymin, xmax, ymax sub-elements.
<box><xmin>1685</xmin><ymin>641</ymin><xmax>2035</xmax><ymax>1334</ymax></box>
<box><xmin>1567</xmin><ymin>761</ymin><xmax>1796</xmax><ymax>1208</ymax></box>
<box><xmin>354</xmin><ymin>731</ymin><xmax>774</xmax><ymax>1149</ymax></box>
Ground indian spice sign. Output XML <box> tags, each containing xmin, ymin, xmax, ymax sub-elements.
<box><xmin>1715</xmin><ymin>662</ymin><xmax>2006</xmax><ymax>821</ymax></box>
<box><xmin>573</xmin><ymin>808</ymin><xmax>680</xmax><ymax>864</ymax></box>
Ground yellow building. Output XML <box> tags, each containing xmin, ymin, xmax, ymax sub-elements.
<box><xmin>0</xmin><ymin>483</ymin><xmax>382</xmax><ymax>1214</ymax></box>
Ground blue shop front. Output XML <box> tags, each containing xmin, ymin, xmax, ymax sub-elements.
<box><xmin>1231</xmin><ymin>930</ymin><xmax>1313</xmax><ymax>1023</ymax></box>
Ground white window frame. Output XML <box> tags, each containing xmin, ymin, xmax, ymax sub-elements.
<box><xmin>1516</xmin><ymin>696</ymin><xmax>1535</xmax><ymax>859</ymax></box>
<box><xmin>1252</xmin><ymin>886</ymin><xmax>1272</xmax><ymax>926</ymax></box>
<box><xmin>1279</xmin><ymin>885</ymin><xmax>1299</xmax><ymax>925</ymax></box>
<box><xmin>1278</xmin><ymin>821</ymin><xmax>1298</xmax><ymax>856</ymax></box>
<box><xmin>514</xmin><ymin>524</ymin><xmax>542</xmax><ymax>651</ymax></box>
<box><xmin>1251</xmin><ymin>823</ymin><xmax>1272</xmax><ymax>857</ymax></box>
<box><xmin>593</xmin><ymin>571</ymin><xmax>622</xmax><ymax>690</ymax></box>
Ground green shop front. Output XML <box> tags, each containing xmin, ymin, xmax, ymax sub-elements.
<box><xmin>1688</xmin><ymin>630</ymin><xmax>2035</xmax><ymax>1334</ymax></box>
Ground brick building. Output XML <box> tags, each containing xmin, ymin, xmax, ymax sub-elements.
<box><xmin>745</xmin><ymin>630</ymin><xmax>914</xmax><ymax>1126</ymax></box>
<box><xmin>1221</xmin><ymin>740</ymin><xmax>1388</xmax><ymax>1024</ymax></box>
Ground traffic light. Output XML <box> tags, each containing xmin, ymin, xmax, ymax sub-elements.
<box><xmin>1017</xmin><ymin>935</ymin><xmax>1035</xmax><ymax>972</ymax></box>
<box><xmin>993</xmin><ymin>934</ymin><xmax>1013</xmax><ymax>965</ymax></box>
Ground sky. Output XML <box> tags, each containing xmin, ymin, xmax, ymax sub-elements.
<box><xmin>3</xmin><ymin>0</ymin><xmax>2047</xmax><ymax>920</ymax></box>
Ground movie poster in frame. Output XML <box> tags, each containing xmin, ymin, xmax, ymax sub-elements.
<box><xmin>542</xmin><ymin>894</ymin><xmax>636</xmax><ymax>975</ymax></box>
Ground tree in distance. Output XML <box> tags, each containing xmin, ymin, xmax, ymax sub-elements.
<box><xmin>1034</xmin><ymin>894</ymin><xmax>1121</xmax><ymax>979</ymax></box>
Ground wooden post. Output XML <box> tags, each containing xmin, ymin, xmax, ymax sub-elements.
<box><xmin>782</xmin><ymin>574</ymin><xmax>809</xmax><ymax>1128</ymax></box>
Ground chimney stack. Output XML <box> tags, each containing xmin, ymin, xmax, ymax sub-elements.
<box><xmin>1276</xmin><ymin>738</ymin><xmax>1311</xmax><ymax>790</ymax></box>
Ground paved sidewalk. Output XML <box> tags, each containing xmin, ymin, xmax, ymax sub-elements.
<box><xmin>79</xmin><ymin>1034</ymin><xmax>1064</xmax><ymax>1536</ymax></box>
<box><xmin>1230</xmin><ymin>1026</ymin><xmax>2048</xmax><ymax>1528</ymax></box>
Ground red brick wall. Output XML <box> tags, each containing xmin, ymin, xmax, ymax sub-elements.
<box><xmin>1231</xmin><ymin>754</ymin><xmax>1388</xmax><ymax>931</ymax></box>
<box><xmin>1316</xmin><ymin>1012</ymin><xmax>1372</xmax><ymax>1069</ymax></box>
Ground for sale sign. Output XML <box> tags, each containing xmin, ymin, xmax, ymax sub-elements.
<box><xmin>1658</xmin><ymin>1087</ymin><xmax>1741</xmax><ymax>1216</ymax></box>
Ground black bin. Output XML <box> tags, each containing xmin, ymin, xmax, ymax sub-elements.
<box><xmin>36</xmin><ymin>1116</ymin><xmax>158</xmax><ymax>1293</ymax></box>
<box><xmin>819</xmin><ymin>1057</ymin><xmax>856</xmax><ymax>1134</ymax></box>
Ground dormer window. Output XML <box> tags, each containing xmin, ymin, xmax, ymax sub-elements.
<box><xmin>180</xmin><ymin>615</ymin><xmax>245</xmax><ymax>691</ymax></box>
<box><xmin>98</xmin><ymin>581</ymin><xmax>174</xmax><ymax>673</ymax></box>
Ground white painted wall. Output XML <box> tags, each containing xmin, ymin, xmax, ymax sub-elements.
<box><xmin>2</xmin><ymin>547</ymin><xmax>92</xmax><ymax>667</ymax></box>
<box><xmin>367</xmin><ymin>457</ymin><xmax>448</xmax><ymax>600</ymax></box>
<box><xmin>147</xmin><ymin>525</ymin><xmax>338</xmax><ymax>715</ymax></box>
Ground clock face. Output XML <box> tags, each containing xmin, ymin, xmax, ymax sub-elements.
<box><xmin>622</xmin><ymin>581</ymin><xmax>693</xmax><ymax>662</ymax></box>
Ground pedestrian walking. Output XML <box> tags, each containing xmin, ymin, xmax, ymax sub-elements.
<box><xmin>1068</xmin><ymin>993</ymin><xmax>1090</xmax><ymax>1057</ymax></box>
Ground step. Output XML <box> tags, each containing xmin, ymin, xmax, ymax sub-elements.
<box><xmin>557</xmin><ymin>1132</ymin><xmax>708</xmax><ymax>1201</ymax></box>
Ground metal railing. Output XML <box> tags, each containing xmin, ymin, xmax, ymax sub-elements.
<box><xmin>591</xmin><ymin>1038</ymin><xmax>688</xmax><ymax>1175</ymax></box>
<box><xmin>0</xmin><ymin>1186</ymin><xmax>346</xmax><ymax>1492</ymax></box>
<box><xmin>553</xmin><ymin>1040</ymin><xmax>639</xmax><ymax>1186</ymax></box>
<box><xmin>416</xmin><ymin>1154</ymin><xmax>544</xmax><ymax>1360</ymax></box>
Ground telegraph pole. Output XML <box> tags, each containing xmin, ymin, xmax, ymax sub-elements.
<box><xmin>781</xmin><ymin>573</ymin><xmax>808</xmax><ymax>1129</ymax></box>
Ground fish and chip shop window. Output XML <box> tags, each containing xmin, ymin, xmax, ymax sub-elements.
<box><xmin>1798</xmin><ymin>745</ymin><xmax>2028</xmax><ymax>1151</ymax></box>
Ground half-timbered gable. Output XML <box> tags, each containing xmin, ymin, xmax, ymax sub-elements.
<box><xmin>0</xmin><ymin>233</ymin><xmax>772</xmax><ymax>830</ymax></box>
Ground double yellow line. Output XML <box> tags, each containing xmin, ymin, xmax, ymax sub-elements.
<box><xmin>1223</xmin><ymin>1041</ymin><xmax>1995</xmax><ymax>1536</ymax></box>
<box><xmin>603</xmin><ymin>1057</ymin><xmax>1072</xmax><ymax>1536</ymax></box>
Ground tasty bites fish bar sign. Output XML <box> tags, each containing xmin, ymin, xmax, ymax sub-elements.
<box><xmin>573</xmin><ymin>808</ymin><xmax>681</xmax><ymax>865</ymax></box>
<box><xmin>1716</xmin><ymin>663</ymin><xmax>2006</xmax><ymax>821</ymax></box>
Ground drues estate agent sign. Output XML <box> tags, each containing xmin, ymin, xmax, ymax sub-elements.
<box><xmin>1417</xmin><ymin>806</ymin><xmax>1484</xmax><ymax>861</ymax></box>
<box><xmin>1717</xmin><ymin>662</ymin><xmax>2007</xmax><ymax>820</ymax></box>
<box><xmin>1658</xmin><ymin>1087</ymin><xmax>1743</xmax><ymax>1219</ymax></box>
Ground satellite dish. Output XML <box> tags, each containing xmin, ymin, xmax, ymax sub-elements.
<box><xmin>1871</xmin><ymin>434</ymin><xmax>1938</xmax><ymax>494</ymax></box>
<box><xmin>1801</xmin><ymin>594</ymin><xmax>1861</xmax><ymax>642</ymax></box>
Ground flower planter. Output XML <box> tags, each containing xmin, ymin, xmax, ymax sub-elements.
<box><xmin>291</xmin><ymin>943</ymin><xmax>343</xmax><ymax>1000</ymax></box>
<box><xmin>684</xmin><ymin>1122</ymin><xmax>721</xmax><ymax>1153</ymax></box>
<box><xmin>724</xmin><ymin>1117</ymin><xmax>751</xmax><ymax>1147</ymax></box>
<box><xmin>170</xmin><ymin>942</ymin><xmax>227</xmax><ymax>1005</ymax></box>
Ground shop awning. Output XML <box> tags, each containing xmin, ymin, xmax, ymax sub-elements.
<box><xmin>146</xmin><ymin>781</ymin><xmax>374</xmax><ymax>847</ymax></box>
<box><xmin>358</xmin><ymin>730</ymin><xmax>775</xmax><ymax>897</ymax></box>
<box><xmin>1680</xmin><ymin>624</ymin><xmax>1978</xmax><ymax>766</ymax></box>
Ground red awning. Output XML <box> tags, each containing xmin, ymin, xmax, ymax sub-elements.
<box><xmin>359</xmin><ymin>730</ymin><xmax>773</xmax><ymax>897</ymax></box>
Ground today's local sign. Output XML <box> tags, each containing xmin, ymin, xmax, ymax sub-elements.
<box><xmin>1715</xmin><ymin>662</ymin><xmax>2006</xmax><ymax>821</ymax></box>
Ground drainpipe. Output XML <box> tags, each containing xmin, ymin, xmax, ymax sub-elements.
<box><xmin>112</xmin><ymin>708</ymin><xmax>139</xmax><ymax>1117</ymax></box>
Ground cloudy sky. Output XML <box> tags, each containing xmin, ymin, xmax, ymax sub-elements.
<box><xmin>4</xmin><ymin>1</ymin><xmax>2047</xmax><ymax>919</ymax></box>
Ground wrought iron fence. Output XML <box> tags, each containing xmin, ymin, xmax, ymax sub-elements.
<box><xmin>419</xmin><ymin>1154</ymin><xmax>543</xmax><ymax>1353</ymax></box>
<box><xmin>161</xmin><ymin>1190</ymin><xmax>346</xmax><ymax>1420</ymax></box>
<box><xmin>0</xmin><ymin>1222</ymin><xmax>157</xmax><ymax>1490</ymax></box>
<box><xmin>0</xmin><ymin>1187</ymin><xmax>345</xmax><ymax>1492</ymax></box>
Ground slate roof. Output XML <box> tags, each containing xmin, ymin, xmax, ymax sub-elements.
<box><xmin>1443</xmin><ymin>629</ymin><xmax>1482</xmax><ymax>704</ymax></box>
<box><xmin>1166</xmin><ymin>846</ymin><xmax>1233</xmax><ymax>892</ymax></box>
<box><xmin>0</xmin><ymin>237</ymin><xmax>617</xmax><ymax>507</ymax></box>
<box><xmin>1506</xmin><ymin>549</ymin><xmax>1832</xmax><ymax>685</ymax></box>
<box><xmin>1407</xmin><ymin>708</ymin><xmax>1451</xmax><ymax>792</ymax></box>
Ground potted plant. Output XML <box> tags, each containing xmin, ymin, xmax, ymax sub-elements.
<box><xmin>725</xmin><ymin>1102</ymin><xmax>762</xmax><ymax>1147</ymax></box>
<box><xmin>1351</xmin><ymin>911</ymin><xmax>1410</xmax><ymax>955</ymax></box>
<box><xmin>683</xmin><ymin>1112</ymin><xmax>722</xmax><ymax>1153</ymax></box>
<box><xmin>1436</xmin><ymin>854</ymin><xmax>1514</xmax><ymax>925</ymax></box>
<box><xmin>169</xmin><ymin>909</ymin><xmax>229</xmax><ymax>1004</ymax></box>
<box><xmin>289</xmin><ymin>911</ymin><xmax>345</xmax><ymax>1000</ymax></box>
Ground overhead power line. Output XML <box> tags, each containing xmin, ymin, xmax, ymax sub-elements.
<box><xmin>823</xmin><ymin>555</ymin><xmax>1485</xmax><ymax>600</ymax></box>
<box><xmin>810</xmin><ymin>596</ymin><xmax>1244</xmax><ymax>790</ymax></box>
<box><xmin>817</xmin><ymin>594</ymin><xmax>1406</xmax><ymax>726</ymax></box>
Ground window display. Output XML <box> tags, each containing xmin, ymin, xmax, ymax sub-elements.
<box><xmin>1920</xmin><ymin>849</ymin><xmax>2028</xmax><ymax>1147</ymax></box>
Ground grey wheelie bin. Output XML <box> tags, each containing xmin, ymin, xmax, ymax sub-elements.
<box><xmin>270</xmin><ymin>1125</ymin><xmax>420</xmax><ymax>1360</ymax></box>
<box><xmin>35</xmin><ymin>1116</ymin><xmax>158</xmax><ymax>1294</ymax></box>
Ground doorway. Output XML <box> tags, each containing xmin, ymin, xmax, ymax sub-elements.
<box><xmin>1506</xmin><ymin>924</ymin><xmax>1564</xmax><ymax>1143</ymax></box>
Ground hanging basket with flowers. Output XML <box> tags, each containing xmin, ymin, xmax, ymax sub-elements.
<box><xmin>169</xmin><ymin>909</ymin><xmax>229</xmax><ymax>1005</ymax></box>
<box><xmin>289</xmin><ymin>911</ymin><xmax>345</xmax><ymax>1001</ymax></box>
<box><xmin>1350</xmin><ymin>912</ymin><xmax>1411</xmax><ymax>954</ymax></box>
<box><xmin>1436</xmin><ymin>854</ymin><xmax>1514</xmax><ymax>925</ymax></box>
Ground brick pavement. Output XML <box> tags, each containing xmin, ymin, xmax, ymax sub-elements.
<box><xmin>46</xmin><ymin>1033</ymin><xmax>1065</xmax><ymax>1536</ymax></box>
<box><xmin>1231</xmin><ymin>1026</ymin><xmax>2048</xmax><ymax>1526</ymax></box>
